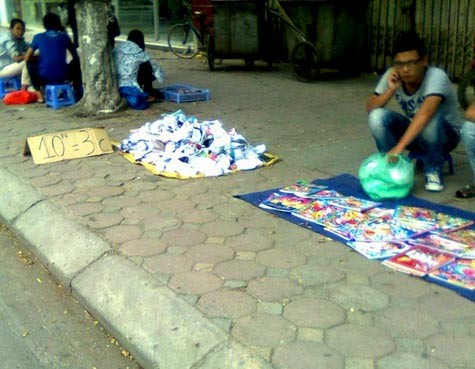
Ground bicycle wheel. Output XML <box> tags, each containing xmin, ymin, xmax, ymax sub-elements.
<box><xmin>291</xmin><ymin>41</ymin><xmax>319</xmax><ymax>82</ymax></box>
<box><xmin>457</xmin><ymin>68</ymin><xmax>475</xmax><ymax>110</ymax></box>
<box><xmin>167</xmin><ymin>23</ymin><xmax>200</xmax><ymax>59</ymax></box>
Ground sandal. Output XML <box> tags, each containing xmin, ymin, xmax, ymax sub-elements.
<box><xmin>455</xmin><ymin>184</ymin><xmax>475</xmax><ymax>199</ymax></box>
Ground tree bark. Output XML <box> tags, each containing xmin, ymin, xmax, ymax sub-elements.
<box><xmin>73</xmin><ymin>0</ymin><xmax>125</xmax><ymax>116</ymax></box>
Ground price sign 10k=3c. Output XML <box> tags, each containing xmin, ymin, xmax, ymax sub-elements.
<box><xmin>24</xmin><ymin>127</ymin><xmax>113</xmax><ymax>164</ymax></box>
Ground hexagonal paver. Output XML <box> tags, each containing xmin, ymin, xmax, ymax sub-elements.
<box><xmin>168</xmin><ymin>271</ymin><xmax>223</xmax><ymax>295</ymax></box>
<box><xmin>224</xmin><ymin>229</ymin><xmax>274</xmax><ymax>252</ymax></box>
<box><xmin>376</xmin><ymin>352</ymin><xmax>450</xmax><ymax>369</ymax></box>
<box><xmin>143</xmin><ymin>254</ymin><xmax>193</xmax><ymax>274</ymax></box>
<box><xmin>200</xmin><ymin>220</ymin><xmax>245</xmax><ymax>237</ymax></box>
<box><xmin>374</xmin><ymin>307</ymin><xmax>440</xmax><ymax>339</ymax></box>
<box><xmin>370</xmin><ymin>271</ymin><xmax>432</xmax><ymax>299</ymax></box>
<box><xmin>169</xmin><ymin>181</ymin><xmax>209</xmax><ymax>197</ymax></box>
<box><xmin>120</xmin><ymin>239</ymin><xmax>168</xmax><ymax>257</ymax></box>
<box><xmin>232</xmin><ymin>313</ymin><xmax>297</xmax><ymax>347</ymax></box>
<box><xmin>86</xmin><ymin>212</ymin><xmax>123</xmax><ymax>229</ymax></box>
<box><xmin>329</xmin><ymin>284</ymin><xmax>390</xmax><ymax>312</ymax></box>
<box><xmin>190</xmin><ymin>192</ymin><xmax>229</xmax><ymax>208</ymax></box>
<box><xmin>31</xmin><ymin>173</ymin><xmax>62</xmax><ymax>186</ymax></box>
<box><xmin>102</xmin><ymin>195</ymin><xmax>142</xmax><ymax>209</ymax></box>
<box><xmin>156</xmin><ymin>198</ymin><xmax>196</xmax><ymax>213</ymax></box>
<box><xmin>120</xmin><ymin>204</ymin><xmax>161</xmax><ymax>219</ymax></box>
<box><xmin>41</xmin><ymin>183</ymin><xmax>75</xmax><ymax>196</ymax></box>
<box><xmin>294</xmin><ymin>239</ymin><xmax>347</xmax><ymax>259</ymax></box>
<box><xmin>273</xmin><ymin>341</ymin><xmax>344</xmax><ymax>369</ymax></box>
<box><xmin>179</xmin><ymin>208</ymin><xmax>220</xmax><ymax>224</ymax></box>
<box><xmin>283</xmin><ymin>298</ymin><xmax>345</xmax><ymax>329</ymax></box>
<box><xmin>160</xmin><ymin>227</ymin><xmax>207</xmax><ymax>247</ymax></box>
<box><xmin>425</xmin><ymin>333</ymin><xmax>475</xmax><ymax>368</ymax></box>
<box><xmin>214</xmin><ymin>260</ymin><xmax>266</xmax><ymax>281</ymax></box>
<box><xmin>103</xmin><ymin>224</ymin><xmax>143</xmax><ymax>244</ymax></box>
<box><xmin>417</xmin><ymin>292</ymin><xmax>475</xmax><ymax>322</ymax></box>
<box><xmin>85</xmin><ymin>185</ymin><xmax>125</xmax><ymax>198</ymax></box>
<box><xmin>197</xmin><ymin>290</ymin><xmax>257</xmax><ymax>319</ymax></box>
<box><xmin>271</xmin><ymin>228</ymin><xmax>311</xmax><ymax>248</ymax></box>
<box><xmin>185</xmin><ymin>244</ymin><xmax>234</xmax><ymax>264</ymax></box>
<box><xmin>122</xmin><ymin>180</ymin><xmax>157</xmax><ymax>192</ymax></box>
<box><xmin>67</xmin><ymin>202</ymin><xmax>105</xmax><ymax>216</ymax></box>
<box><xmin>326</xmin><ymin>324</ymin><xmax>395</xmax><ymax>358</ymax></box>
<box><xmin>256</xmin><ymin>248</ymin><xmax>306</xmax><ymax>269</ymax></box>
<box><xmin>137</xmin><ymin>188</ymin><xmax>176</xmax><ymax>202</ymax></box>
<box><xmin>56</xmin><ymin>193</ymin><xmax>88</xmax><ymax>206</ymax></box>
<box><xmin>290</xmin><ymin>264</ymin><xmax>346</xmax><ymax>286</ymax></box>
<box><xmin>141</xmin><ymin>215</ymin><xmax>182</xmax><ymax>232</ymax></box>
<box><xmin>247</xmin><ymin>277</ymin><xmax>303</xmax><ymax>302</ymax></box>
<box><xmin>61</xmin><ymin>168</ymin><xmax>95</xmax><ymax>180</ymax></box>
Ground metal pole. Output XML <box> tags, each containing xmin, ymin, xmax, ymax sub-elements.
<box><xmin>153</xmin><ymin>0</ymin><xmax>159</xmax><ymax>40</ymax></box>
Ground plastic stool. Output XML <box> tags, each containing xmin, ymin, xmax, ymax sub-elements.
<box><xmin>0</xmin><ymin>76</ymin><xmax>21</xmax><ymax>98</ymax></box>
<box><xmin>45</xmin><ymin>84</ymin><xmax>75</xmax><ymax>110</ymax></box>
<box><xmin>409</xmin><ymin>151</ymin><xmax>454</xmax><ymax>175</ymax></box>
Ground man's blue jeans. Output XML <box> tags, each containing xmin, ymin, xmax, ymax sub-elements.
<box><xmin>461</xmin><ymin>120</ymin><xmax>475</xmax><ymax>183</ymax></box>
<box><xmin>368</xmin><ymin>108</ymin><xmax>460</xmax><ymax>174</ymax></box>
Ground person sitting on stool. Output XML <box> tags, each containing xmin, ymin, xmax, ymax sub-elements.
<box><xmin>113</xmin><ymin>29</ymin><xmax>164</xmax><ymax>110</ymax></box>
<box><xmin>24</xmin><ymin>13</ymin><xmax>82</xmax><ymax>103</ymax></box>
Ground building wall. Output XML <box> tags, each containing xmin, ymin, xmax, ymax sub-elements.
<box><xmin>367</xmin><ymin>0</ymin><xmax>475</xmax><ymax>79</ymax></box>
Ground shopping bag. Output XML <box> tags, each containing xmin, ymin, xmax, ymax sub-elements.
<box><xmin>3</xmin><ymin>90</ymin><xmax>38</xmax><ymax>104</ymax></box>
<box><xmin>359</xmin><ymin>152</ymin><xmax>415</xmax><ymax>200</ymax></box>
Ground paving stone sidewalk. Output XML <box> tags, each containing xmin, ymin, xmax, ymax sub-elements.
<box><xmin>1</xmin><ymin>51</ymin><xmax>474</xmax><ymax>369</ymax></box>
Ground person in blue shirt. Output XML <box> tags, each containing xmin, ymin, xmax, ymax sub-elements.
<box><xmin>24</xmin><ymin>13</ymin><xmax>81</xmax><ymax>102</ymax></box>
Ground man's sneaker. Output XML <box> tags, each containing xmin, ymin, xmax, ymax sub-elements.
<box><xmin>425</xmin><ymin>172</ymin><xmax>444</xmax><ymax>192</ymax></box>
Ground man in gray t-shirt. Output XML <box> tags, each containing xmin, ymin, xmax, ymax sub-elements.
<box><xmin>366</xmin><ymin>31</ymin><xmax>460</xmax><ymax>192</ymax></box>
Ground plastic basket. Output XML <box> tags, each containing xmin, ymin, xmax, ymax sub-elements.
<box><xmin>161</xmin><ymin>84</ymin><xmax>210</xmax><ymax>103</ymax></box>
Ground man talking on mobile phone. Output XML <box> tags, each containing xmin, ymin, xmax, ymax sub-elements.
<box><xmin>365</xmin><ymin>31</ymin><xmax>461</xmax><ymax>192</ymax></box>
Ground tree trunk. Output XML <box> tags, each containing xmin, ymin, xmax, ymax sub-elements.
<box><xmin>73</xmin><ymin>0</ymin><xmax>125</xmax><ymax>116</ymax></box>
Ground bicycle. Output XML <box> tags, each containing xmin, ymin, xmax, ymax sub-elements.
<box><xmin>167</xmin><ymin>10</ymin><xmax>208</xmax><ymax>59</ymax></box>
<box><xmin>267</xmin><ymin>0</ymin><xmax>319</xmax><ymax>82</ymax></box>
<box><xmin>457</xmin><ymin>60</ymin><xmax>475</xmax><ymax>110</ymax></box>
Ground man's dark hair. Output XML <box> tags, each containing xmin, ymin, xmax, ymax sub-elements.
<box><xmin>10</xmin><ymin>18</ymin><xmax>25</xmax><ymax>29</ymax></box>
<box><xmin>392</xmin><ymin>31</ymin><xmax>426</xmax><ymax>58</ymax></box>
<box><xmin>43</xmin><ymin>12</ymin><xmax>64</xmax><ymax>31</ymax></box>
<box><xmin>127</xmin><ymin>29</ymin><xmax>145</xmax><ymax>51</ymax></box>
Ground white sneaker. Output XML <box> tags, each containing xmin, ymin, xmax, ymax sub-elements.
<box><xmin>425</xmin><ymin>172</ymin><xmax>444</xmax><ymax>192</ymax></box>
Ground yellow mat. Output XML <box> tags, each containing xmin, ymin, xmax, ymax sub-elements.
<box><xmin>116</xmin><ymin>144</ymin><xmax>280</xmax><ymax>179</ymax></box>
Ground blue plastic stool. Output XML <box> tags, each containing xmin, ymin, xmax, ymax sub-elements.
<box><xmin>45</xmin><ymin>84</ymin><xmax>75</xmax><ymax>110</ymax></box>
<box><xmin>0</xmin><ymin>76</ymin><xmax>21</xmax><ymax>98</ymax></box>
<box><xmin>409</xmin><ymin>151</ymin><xmax>454</xmax><ymax>175</ymax></box>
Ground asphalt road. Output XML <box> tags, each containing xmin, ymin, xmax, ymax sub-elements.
<box><xmin>0</xmin><ymin>223</ymin><xmax>142</xmax><ymax>369</ymax></box>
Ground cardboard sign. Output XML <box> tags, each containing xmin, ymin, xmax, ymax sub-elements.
<box><xmin>25</xmin><ymin>127</ymin><xmax>113</xmax><ymax>164</ymax></box>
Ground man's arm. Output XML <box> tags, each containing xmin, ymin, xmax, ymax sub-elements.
<box><xmin>365</xmin><ymin>68</ymin><xmax>401</xmax><ymax>112</ymax></box>
<box><xmin>387</xmin><ymin>95</ymin><xmax>442</xmax><ymax>156</ymax></box>
<box><xmin>24</xmin><ymin>47</ymin><xmax>33</xmax><ymax>62</ymax></box>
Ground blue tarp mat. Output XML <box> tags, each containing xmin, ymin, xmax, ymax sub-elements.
<box><xmin>234</xmin><ymin>173</ymin><xmax>475</xmax><ymax>301</ymax></box>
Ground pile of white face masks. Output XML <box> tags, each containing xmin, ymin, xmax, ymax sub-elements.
<box><xmin>120</xmin><ymin>110</ymin><xmax>267</xmax><ymax>177</ymax></box>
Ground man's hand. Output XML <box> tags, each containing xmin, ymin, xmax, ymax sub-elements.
<box><xmin>386</xmin><ymin>147</ymin><xmax>403</xmax><ymax>163</ymax></box>
<box><xmin>387</xmin><ymin>68</ymin><xmax>402</xmax><ymax>92</ymax></box>
<box><xmin>365</xmin><ymin>68</ymin><xmax>401</xmax><ymax>113</ymax></box>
